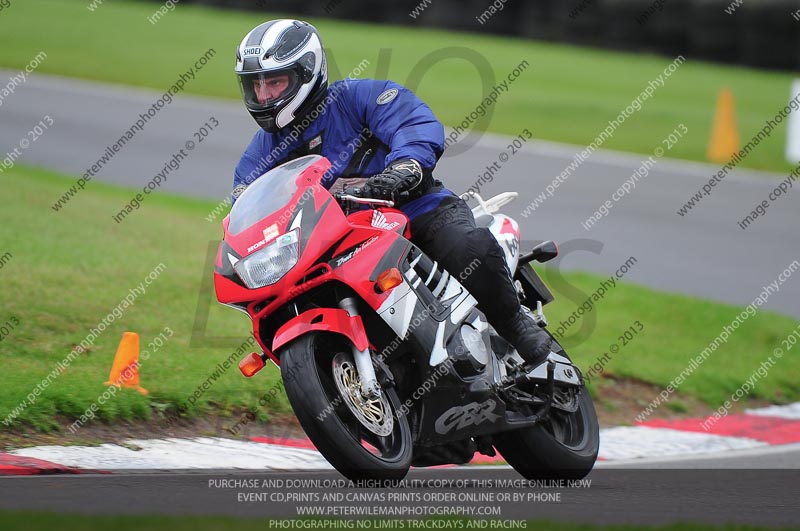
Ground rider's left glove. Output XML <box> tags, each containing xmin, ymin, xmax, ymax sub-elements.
<box><xmin>363</xmin><ymin>159</ymin><xmax>428</xmax><ymax>205</ymax></box>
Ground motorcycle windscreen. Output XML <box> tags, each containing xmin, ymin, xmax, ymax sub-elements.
<box><xmin>228</xmin><ymin>155</ymin><xmax>322</xmax><ymax>235</ymax></box>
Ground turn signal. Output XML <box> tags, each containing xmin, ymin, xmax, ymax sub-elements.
<box><xmin>376</xmin><ymin>268</ymin><xmax>403</xmax><ymax>293</ymax></box>
<box><xmin>239</xmin><ymin>352</ymin><xmax>266</xmax><ymax>377</ymax></box>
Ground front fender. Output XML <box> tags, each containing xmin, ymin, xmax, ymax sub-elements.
<box><xmin>272</xmin><ymin>308</ymin><xmax>369</xmax><ymax>353</ymax></box>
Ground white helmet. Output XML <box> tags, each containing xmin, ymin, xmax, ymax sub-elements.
<box><xmin>235</xmin><ymin>19</ymin><xmax>327</xmax><ymax>133</ymax></box>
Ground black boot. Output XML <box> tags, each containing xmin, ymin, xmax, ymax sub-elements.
<box><xmin>495</xmin><ymin>309</ymin><xmax>552</xmax><ymax>366</ymax></box>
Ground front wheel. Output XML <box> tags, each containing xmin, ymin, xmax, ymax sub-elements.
<box><xmin>279</xmin><ymin>332</ymin><xmax>412</xmax><ymax>480</ymax></box>
<box><xmin>494</xmin><ymin>386</ymin><xmax>599</xmax><ymax>480</ymax></box>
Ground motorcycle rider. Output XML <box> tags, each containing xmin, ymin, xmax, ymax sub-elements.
<box><xmin>232</xmin><ymin>19</ymin><xmax>552</xmax><ymax>365</ymax></box>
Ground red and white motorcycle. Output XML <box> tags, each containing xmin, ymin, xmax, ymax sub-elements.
<box><xmin>214</xmin><ymin>155</ymin><xmax>599</xmax><ymax>480</ymax></box>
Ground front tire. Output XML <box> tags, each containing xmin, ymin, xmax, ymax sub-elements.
<box><xmin>279</xmin><ymin>333</ymin><xmax>412</xmax><ymax>480</ymax></box>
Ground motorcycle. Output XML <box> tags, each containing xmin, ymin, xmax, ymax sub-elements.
<box><xmin>214</xmin><ymin>154</ymin><xmax>599</xmax><ymax>480</ymax></box>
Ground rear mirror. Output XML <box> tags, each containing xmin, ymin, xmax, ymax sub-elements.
<box><xmin>529</xmin><ymin>240</ymin><xmax>559</xmax><ymax>263</ymax></box>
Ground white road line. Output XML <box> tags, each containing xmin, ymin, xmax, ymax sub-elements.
<box><xmin>7</xmin><ymin>407</ymin><xmax>799</xmax><ymax>472</ymax></box>
<box><xmin>597</xmin><ymin>441</ymin><xmax>800</xmax><ymax>468</ymax></box>
<box><xmin>745</xmin><ymin>402</ymin><xmax>800</xmax><ymax>420</ymax></box>
<box><xmin>11</xmin><ymin>437</ymin><xmax>331</xmax><ymax>471</ymax></box>
<box><xmin>598</xmin><ymin>426</ymin><xmax>766</xmax><ymax>461</ymax></box>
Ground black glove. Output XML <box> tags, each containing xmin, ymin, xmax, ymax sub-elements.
<box><xmin>364</xmin><ymin>159</ymin><xmax>426</xmax><ymax>204</ymax></box>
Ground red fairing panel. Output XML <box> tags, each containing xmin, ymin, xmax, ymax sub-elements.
<box><xmin>272</xmin><ymin>308</ymin><xmax>369</xmax><ymax>352</ymax></box>
<box><xmin>344</xmin><ymin>209</ymin><xmax>409</xmax><ymax>240</ymax></box>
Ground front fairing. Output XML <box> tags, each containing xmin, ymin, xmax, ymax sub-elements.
<box><xmin>214</xmin><ymin>155</ymin><xmax>347</xmax><ymax>303</ymax></box>
<box><xmin>213</xmin><ymin>154</ymin><xmax>416</xmax><ymax>362</ymax></box>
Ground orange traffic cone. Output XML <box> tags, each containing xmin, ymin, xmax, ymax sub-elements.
<box><xmin>707</xmin><ymin>87</ymin><xmax>741</xmax><ymax>163</ymax></box>
<box><xmin>105</xmin><ymin>332</ymin><xmax>148</xmax><ymax>395</ymax></box>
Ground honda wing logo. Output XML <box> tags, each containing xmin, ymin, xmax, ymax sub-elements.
<box><xmin>434</xmin><ymin>400</ymin><xmax>501</xmax><ymax>434</ymax></box>
<box><xmin>371</xmin><ymin>210</ymin><xmax>400</xmax><ymax>231</ymax></box>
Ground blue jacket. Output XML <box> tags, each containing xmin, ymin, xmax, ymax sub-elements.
<box><xmin>233</xmin><ymin>79</ymin><xmax>454</xmax><ymax>219</ymax></box>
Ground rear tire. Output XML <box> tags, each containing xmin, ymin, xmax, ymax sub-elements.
<box><xmin>279</xmin><ymin>333</ymin><xmax>412</xmax><ymax>480</ymax></box>
<box><xmin>494</xmin><ymin>387</ymin><xmax>599</xmax><ymax>480</ymax></box>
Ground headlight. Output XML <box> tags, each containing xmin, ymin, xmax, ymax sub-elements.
<box><xmin>234</xmin><ymin>229</ymin><xmax>299</xmax><ymax>288</ymax></box>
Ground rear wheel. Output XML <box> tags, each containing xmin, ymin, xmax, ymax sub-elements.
<box><xmin>279</xmin><ymin>332</ymin><xmax>412</xmax><ymax>480</ymax></box>
<box><xmin>494</xmin><ymin>386</ymin><xmax>599</xmax><ymax>480</ymax></box>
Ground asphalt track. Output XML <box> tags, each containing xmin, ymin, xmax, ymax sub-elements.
<box><xmin>0</xmin><ymin>449</ymin><xmax>799</xmax><ymax>526</ymax></box>
<box><xmin>1</xmin><ymin>70</ymin><xmax>798</xmax><ymax>319</ymax></box>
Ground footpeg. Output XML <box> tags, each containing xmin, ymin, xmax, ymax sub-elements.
<box><xmin>527</xmin><ymin>300</ymin><xmax>547</xmax><ymax>327</ymax></box>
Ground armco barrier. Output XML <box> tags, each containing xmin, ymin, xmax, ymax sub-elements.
<box><xmin>689</xmin><ymin>0</ymin><xmax>742</xmax><ymax>64</ymax></box>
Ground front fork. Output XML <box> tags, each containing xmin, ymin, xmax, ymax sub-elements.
<box><xmin>339</xmin><ymin>297</ymin><xmax>381</xmax><ymax>399</ymax></box>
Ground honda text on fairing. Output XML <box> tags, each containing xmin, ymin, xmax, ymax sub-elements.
<box><xmin>214</xmin><ymin>155</ymin><xmax>599</xmax><ymax>480</ymax></box>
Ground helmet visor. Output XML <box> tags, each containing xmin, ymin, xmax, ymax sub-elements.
<box><xmin>238</xmin><ymin>69</ymin><xmax>301</xmax><ymax>109</ymax></box>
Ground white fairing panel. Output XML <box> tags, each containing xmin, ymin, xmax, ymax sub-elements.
<box><xmin>376</xmin><ymin>280</ymin><xmax>418</xmax><ymax>339</ymax></box>
<box><xmin>488</xmin><ymin>214</ymin><xmax>520</xmax><ymax>272</ymax></box>
<box><xmin>376</xmin><ymin>262</ymin><xmax>480</xmax><ymax>367</ymax></box>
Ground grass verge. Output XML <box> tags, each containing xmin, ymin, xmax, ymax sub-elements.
<box><xmin>0</xmin><ymin>164</ymin><xmax>287</xmax><ymax>432</ymax></box>
<box><xmin>542</xmin><ymin>270</ymin><xmax>799</xmax><ymax>408</ymax></box>
<box><xmin>0</xmin><ymin>0</ymin><xmax>796</xmax><ymax>173</ymax></box>
<box><xmin>0</xmin><ymin>164</ymin><xmax>797</xmax><ymax>432</ymax></box>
